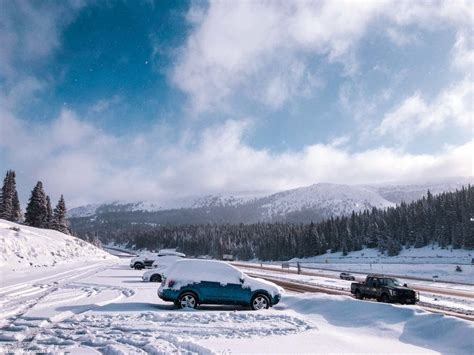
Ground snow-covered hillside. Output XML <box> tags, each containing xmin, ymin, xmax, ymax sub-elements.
<box><xmin>68</xmin><ymin>178</ymin><xmax>471</xmax><ymax>224</ymax></box>
<box><xmin>0</xmin><ymin>219</ymin><xmax>115</xmax><ymax>270</ymax></box>
<box><xmin>260</xmin><ymin>183</ymin><xmax>393</xmax><ymax>218</ymax></box>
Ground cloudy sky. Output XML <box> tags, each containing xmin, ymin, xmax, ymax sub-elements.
<box><xmin>0</xmin><ymin>0</ymin><xmax>472</xmax><ymax>207</ymax></box>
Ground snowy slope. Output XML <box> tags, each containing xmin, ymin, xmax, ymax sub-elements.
<box><xmin>0</xmin><ymin>219</ymin><xmax>115</xmax><ymax>270</ymax></box>
<box><xmin>1</xmin><ymin>258</ymin><xmax>473</xmax><ymax>354</ymax></box>
<box><xmin>259</xmin><ymin>183</ymin><xmax>394</xmax><ymax>219</ymax></box>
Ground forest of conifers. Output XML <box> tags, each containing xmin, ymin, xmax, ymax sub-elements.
<box><xmin>76</xmin><ymin>186</ymin><xmax>473</xmax><ymax>260</ymax></box>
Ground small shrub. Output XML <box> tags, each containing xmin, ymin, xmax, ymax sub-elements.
<box><xmin>9</xmin><ymin>226</ymin><xmax>21</xmax><ymax>232</ymax></box>
<box><xmin>455</xmin><ymin>265</ymin><xmax>463</xmax><ymax>272</ymax></box>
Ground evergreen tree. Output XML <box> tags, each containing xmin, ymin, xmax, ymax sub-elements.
<box><xmin>11</xmin><ymin>190</ymin><xmax>22</xmax><ymax>222</ymax></box>
<box><xmin>24</xmin><ymin>181</ymin><xmax>48</xmax><ymax>227</ymax></box>
<box><xmin>0</xmin><ymin>170</ymin><xmax>20</xmax><ymax>221</ymax></box>
<box><xmin>52</xmin><ymin>195</ymin><xmax>69</xmax><ymax>234</ymax></box>
<box><xmin>45</xmin><ymin>196</ymin><xmax>53</xmax><ymax>228</ymax></box>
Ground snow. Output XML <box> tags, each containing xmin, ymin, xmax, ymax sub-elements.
<box><xmin>289</xmin><ymin>246</ymin><xmax>474</xmax><ymax>284</ymax></box>
<box><xmin>0</xmin><ymin>219</ymin><xmax>116</xmax><ymax>271</ymax></box>
<box><xmin>261</xmin><ymin>183</ymin><xmax>394</xmax><ymax>218</ymax></box>
<box><xmin>1</xmin><ymin>258</ymin><xmax>473</xmax><ymax>353</ymax></box>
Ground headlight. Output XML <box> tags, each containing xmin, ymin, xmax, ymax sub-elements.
<box><xmin>389</xmin><ymin>289</ymin><xmax>397</xmax><ymax>296</ymax></box>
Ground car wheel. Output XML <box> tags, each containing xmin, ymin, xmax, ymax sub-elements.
<box><xmin>355</xmin><ymin>290</ymin><xmax>363</xmax><ymax>300</ymax></box>
<box><xmin>150</xmin><ymin>274</ymin><xmax>161</xmax><ymax>282</ymax></box>
<box><xmin>179</xmin><ymin>292</ymin><xmax>197</xmax><ymax>309</ymax></box>
<box><xmin>381</xmin><ymin>293</ymin><xmax>390</xmax><ymax>303</ymax></box>
<box><xmin>134</xmin><ymin>263</ymin><xmax>144</xmax><ymax>270</ymax></box>
<box><xmin>251</xmin><ymin>294</ymin><xmax>270</xmax><ymax>310</ymax></box>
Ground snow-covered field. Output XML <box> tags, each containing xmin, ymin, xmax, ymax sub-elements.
<box><xmin>0</xmin><ymin>258</ymin><xmax>473</xmax><ymax>354</ymax></box>
<box><xmin>1</xmin><ymin>222</ymin><xmax>474</xmax><ymax>353</ymax></box>
<box><xmin>289</xmin><ymin>246</ymin><xmax>474</xmax><ymax>284</ymax></box>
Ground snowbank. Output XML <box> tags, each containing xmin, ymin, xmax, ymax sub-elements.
<box><xmin>282</xmin><ymin>294</ymin><xmax>474</xmax><ymax>354</ymax></box>
<box><xmin>0</xmin><ymin>219</ymin><xmax>116</xmax><ymax>270</ymax></box>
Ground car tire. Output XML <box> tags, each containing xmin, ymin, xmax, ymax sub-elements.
<box><xmin>150</xmin><ymin>274</ymin><xmax>161</xmax><ymax>282</ymax></box>
<box><xmin>178</xmin><ymin>292</ymin><xmax>198</xmax><ymax>309</ymax></box>
<box><xmin>381</xmin><ymin>293</ymin><xmax>390</xmax><ymax>303</ymax></box>
<box><xmin>134</xmin><ymin>263</ymin><xmax>144</xmax><ymax>270</ymax></box>
<box><xmin>355</xmin><ymin>290</ymin><xmax>363</xmax><ymax>300</ymax></box>
<box><xmin>251</xmin><ymin>294</ymin><xmax>270</xmax><ymax>311</ymax></box>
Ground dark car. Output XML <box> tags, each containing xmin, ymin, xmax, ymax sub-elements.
<box><xmin>158</xmin><ymin>259</ymin><xmax>282</xmax><ymax>310</ymax></box>
<box><xmin>339</xmin><ymin>272</ymin><xmax>355</xmax><ymax>281</ymax></box>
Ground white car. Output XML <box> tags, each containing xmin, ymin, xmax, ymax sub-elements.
<box><xmin>142</xmin><ymin>254</ymin><xmax>185</xmax><ymax>282</ymax></box>
<box><xmin>130</xmin><ymin>250</ymin><xmax>185</xmax><ymax>270</ymax></box>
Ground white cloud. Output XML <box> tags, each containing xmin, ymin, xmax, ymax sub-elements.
<box><xmin>171</xmin><ymin>0</ymin><xmax>472</xmax><ymax>113</ymax></box>
<box><xmin>377</xmin><ymin>79</ymin><xmax>473</xmax><ymax>140</ymax></box>
<box><xmin>1</xmin><ymin>111</ymin><xmax>471</xmax><ymax>207</ymax></box>
<box><xmin>0</xmin><ymin>1</ymin><xmax>85</xmax><ymax>82</ymax></box>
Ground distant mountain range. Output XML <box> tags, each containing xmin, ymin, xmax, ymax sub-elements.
<box><xmin>68</xmin><ymin>177</ymin><xmax>472</xmax><ymax>230</ymax></box>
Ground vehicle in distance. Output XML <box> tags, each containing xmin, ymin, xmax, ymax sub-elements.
<box><xmin>158</xmin><ymin>259</ymin><xmax>283</xmax><ymax>310</ymax></box>
<box><xmin>339</xmin><ymin>272</ymin><xmax>355</xmax><ymax>280</ymax></box>
<box><xmin>142</xmin><ymin>254</ymin><xmax>185</xmax><ymax>282</ymax></box>
<box><xmin>350</xmin><ymin>275</ymin><xmax>419</xmax><ymax>304</ymax></box>
<box><xmin>130</xmin><ymin>250</ymin><xmax>185</xmax><ymax>270</ymax></box>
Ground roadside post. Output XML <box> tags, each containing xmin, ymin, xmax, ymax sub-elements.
<box><xmin>297</xmin><ymin>262</ymin><xmax>301</xmax><ymax>275</ymax></box>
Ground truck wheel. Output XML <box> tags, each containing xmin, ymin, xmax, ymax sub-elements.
<box><xmin>134</xmin><ymin>263</ymin><xmax>144</xmax><ymax>270</ymax></box>
<box><xmin>381</xmin><ymin>293</ymin><xmax>390</xmax><ymax>303</ymax></box>
<box><xmin>355</xmin><ymin>290</ymin><xmax>363</xmax><ymax>300</ymax></box>
<box><xmin>150</xmin><ymin>274</ymin><xmax>161</xmax><ymax>282</ymax></box>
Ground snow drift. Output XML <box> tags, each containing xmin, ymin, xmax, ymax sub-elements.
<box><xmin>0</xmin><ymin>219</ymin><xmax>115</xmax><ymax>270</ymax></box>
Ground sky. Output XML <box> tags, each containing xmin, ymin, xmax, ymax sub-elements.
<box><xmin>0</xmin><ymin>0</ymin><xmax>473</xmax><ymax>207</ymax></box>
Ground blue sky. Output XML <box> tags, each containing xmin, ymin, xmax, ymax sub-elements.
<box><xmin>0</xmin><ymin>0</ymin><xmax>472</xmax><ymax>206</ymax></box>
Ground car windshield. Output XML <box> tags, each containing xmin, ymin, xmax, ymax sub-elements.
<box><xmin>384</xmin><ymin>278</ymin><xmax>402</xmax><ymax>287</ymax></box>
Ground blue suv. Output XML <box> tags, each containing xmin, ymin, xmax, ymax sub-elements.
<box><xmin>158</xmin><ymin>259</ymin><xmax>282</xmax><ymax>310</ymax></box>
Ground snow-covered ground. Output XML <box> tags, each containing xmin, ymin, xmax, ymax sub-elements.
<box><xmin>1</xmin><ymin>258</ymin><xmax>473</xmax><ymax>354</ymax></box>
<box><xmin>0</xmin><ymin>219</ymin><xmax>115</xmax><ymax>271</ymax></box>
<box><xmin>289</xmin><ymin>246</ymin><xmax>474</xmax><ymax>284</ymax></box>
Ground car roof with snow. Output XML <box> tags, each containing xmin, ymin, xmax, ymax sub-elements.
<box><xmin>165</xmin><ymin>259</ymin><xmax>243</xmax><ymax>283</ymax></box>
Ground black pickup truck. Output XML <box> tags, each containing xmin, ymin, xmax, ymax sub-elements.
<box><xmin>351</xmin><ymin>275</ymin><xmax>419</xmax><ymax>304</ymax></box>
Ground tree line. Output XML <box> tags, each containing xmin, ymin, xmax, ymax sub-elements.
<box><xmin>76</xmin><ymin>185</ymin><xmax>473</xmax><ymax>260</ymax></box>
<box><xmin>0</xmin><ymin>170</ymin><xmax>69</xmax><ymax>234</ymax></box>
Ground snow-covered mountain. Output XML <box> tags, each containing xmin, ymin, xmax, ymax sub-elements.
<box><xmin>259</xmin><ymin>183</ymin><xmax>393</xmax><ymax>219</ymax></box>
<box><xmin>0</xmin><ymin>219</ymin><xmax>115</xmax><ymax>270</ymax></box>
<box><xmin>68</xmin><ymin>178</ymin><xmax>471</xmax><ymax>226</ymax></box>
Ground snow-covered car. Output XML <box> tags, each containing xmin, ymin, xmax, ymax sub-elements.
<box><xmin>158</xmin><ymin>259</ymin><xmax>283</xmax><ymax>310</ymax></box>
<box><xmin>142</xmin><ymin>254</ymin><xmax>184</xmax><ymax>282</ymax></box>
<box><xmin>130</xmin><ymin>250</ymin><xmax>185</xmax><ymax>270</ymax></box>
<box><xmin>339</xmin><ymin>272</ymin><xmax>355</xmax><ymax>281</ymax></box>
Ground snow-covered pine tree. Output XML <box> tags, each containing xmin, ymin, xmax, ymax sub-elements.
<box><xmin>24</xmin><ymin>181</ymin><xmax>48</xmax><ymax>227</ymax></box>
<box><xmin>0</xmin><ymin>171</ymin><xmax>13</xmax><ymax>220</ymax></box>
<box><xmin>1</xmin><ymin>170</ymin><xmax>21</xmax><ymax>222</ymax></box>
<box><xmin>45</xmin><ymin>195</ymin><xmax>53</xmax><ymax>228</ymax></box>
<box><xmin>52</xmin><ymin>195</ymin><xmax>69</xmax><ymax>234</ymax></box>
<box><xmin>11</xmin><ymin>190</ymin><xmax>22</xmax><ymax>222</ymax></box>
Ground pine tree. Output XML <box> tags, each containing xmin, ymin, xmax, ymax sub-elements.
<box><xmin>45</xmin><ymin>196</ymin><xmax>53</xmax><ymax>228</ymax></box>
<box><xmin>11</xmin><ymin>190</ymin><xmax>22</xmax><ymax>222</ymax></box>
<box><xmin>1</xmin><ymin>171</ymin><xmax>14</xmax><ymax>220</ymax></box>
<box><xmin>52</xmin><ymin>195</ymin><xmax>69</xmax><ymax>234</ymax></box>
<box><xmin>24</xmin><ymin>181</ymin><xmax>48</xmax><ymax>227</ymax></box>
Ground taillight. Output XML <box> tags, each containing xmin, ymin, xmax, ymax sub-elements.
<box><xmin>167</xmin><ymin>279</ymin><xmax>175</xmax><ymax>287</ymax></box>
